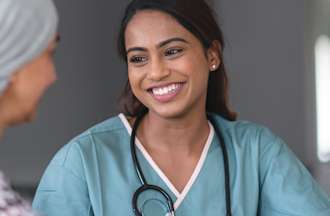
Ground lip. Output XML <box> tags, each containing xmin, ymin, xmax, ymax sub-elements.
<box><xmin>148</xmin><ymin>82</ymin><xmax>185</xmax><ymax>103</ymax></box>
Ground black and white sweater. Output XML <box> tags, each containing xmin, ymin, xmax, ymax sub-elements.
<box><xmin>0</xmin><ymin>172</ymin><xmax>36</xmax><ymax>216</ymax></box>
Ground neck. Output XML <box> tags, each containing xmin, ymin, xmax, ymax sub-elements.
<box><xmin>137</xmin><ymin>108</ymin><xmax>210</xmax><ymax>156</ymax></box>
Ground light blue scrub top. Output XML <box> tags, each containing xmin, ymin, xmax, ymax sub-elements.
<box><xmin>32</xmin><ymin>113</ymin><xmax>330</xmax><ymax>216</ymax></box>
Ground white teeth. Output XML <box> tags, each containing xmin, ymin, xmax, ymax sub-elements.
<box><xmin>152</xmin><ymin>83</ymin><xmax>181</xmax><ymax>96</ymax></box>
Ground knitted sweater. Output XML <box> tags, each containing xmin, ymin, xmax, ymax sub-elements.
<box><xmin>0</xmin><ymin>172</ymin><xmax>36</xmax><ymax>216</ymax></box>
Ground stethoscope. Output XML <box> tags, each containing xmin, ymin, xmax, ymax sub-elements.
<box><xmin>130</xmin><ymin>109</ymin><xmax>232</xmax><ymax>216</ymax></box>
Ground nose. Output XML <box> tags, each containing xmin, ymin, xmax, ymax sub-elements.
<box><xmin>147</xmin><ymin>57</ymin><xmax>170</xmax><ymax>81</ymax></box>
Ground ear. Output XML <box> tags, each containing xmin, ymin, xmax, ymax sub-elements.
<box><xmin>206</xmin><ymin>40</ymin><xmax>221</xmax><ymax>72</ymax></box>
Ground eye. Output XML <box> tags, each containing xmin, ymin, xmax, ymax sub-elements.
<box><xmin>129</xmin><ymin>55</ymin><xmax>148</xmax><ymax>64</ymax></box>
<box><xmin>164</xmin><ymin>48</ymin><xmax>184</xmax><ymax>57</ymax></box>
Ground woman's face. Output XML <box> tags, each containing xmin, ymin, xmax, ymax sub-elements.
<box><xmin>0</xmin><ymin>37</ymin><xmax>58</xmax><ymax>125</ymax></box>
<box><xmin>125</xmin><ymin>10</ymin><xmax>219</xmax><ymax>119</ymax></box>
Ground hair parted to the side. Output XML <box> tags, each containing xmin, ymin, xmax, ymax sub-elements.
<box><xmin>117</xmin><ymin>0</ymin><xmax>237</xmax><ymax>121</ymax></box>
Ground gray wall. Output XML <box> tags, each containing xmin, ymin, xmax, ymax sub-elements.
<box><xmin>0</xmin><ymin>0</ymin><xmax>329</xmax><ymax>194</ymax></box>
<box><xmin>216</xmin><ymin>0</ymin><xmax>307</xmax><ymax>160</ymax></box>
<box><xmin>304</xmin><ymin>0</ymin><xmax>330</xmax><ymax>193</ymax></box>
<box><xmin>215</xmin><ymin>0</ymin><xmax>330</xmax><ymax>193</ymax></box>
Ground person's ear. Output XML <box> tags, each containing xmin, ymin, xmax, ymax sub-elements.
<box><xmin>207</xmin><ymin>40</ymin><xmax>221</xmax><ymax>72</ymax></box>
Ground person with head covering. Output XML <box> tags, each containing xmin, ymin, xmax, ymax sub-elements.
<box><xmin>33</xmin><ymin>0</ymin><xmax>330</xmax><ymax>215</ymax></box>
<box><xmin>0</xmin><ymin>0</ymin><xmax>58</xmax><ymax>214</ymax></box>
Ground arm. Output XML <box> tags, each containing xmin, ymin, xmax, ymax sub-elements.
<box><xmin>33</xmin><ymin>142</ymin><xmax>93</xmax><ymax>216</ymax></box>
<box><xmin>258</xmin><ymin>130</ymin><xmax>330</xmax><ymax>216</ymax></box>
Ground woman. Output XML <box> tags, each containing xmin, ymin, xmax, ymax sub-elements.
<box><xmin>0</xmin><ymin>0</ymin><xmax>58</xmax><ymax>214</ymax></box>
<box><xmin>33</xmin><ymin>0</ymin><xmax>330</xmax><ymax>215</ymax></box>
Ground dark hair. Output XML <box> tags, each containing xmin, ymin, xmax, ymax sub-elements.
<box><xmin>117</xmin><ymin>0</ymin><xmax>237</xmax><ymax>121</ymax></box>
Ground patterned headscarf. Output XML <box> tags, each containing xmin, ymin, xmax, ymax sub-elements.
<box><xmin>0</xmin><ymin>0</ymin><xmax>58</xmax><ymax>94</ymax></box>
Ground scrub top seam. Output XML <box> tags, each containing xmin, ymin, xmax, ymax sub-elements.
<box><xmin>56</xmin><ymin>141</ymin><xmax>89</xmax><ymax>183</ymax></box>
<box><xmin>72</xmin><ymin>126</ymin><xmax>127</xmax><ymax>142</ymax></box>
<box><xmin>259</xmin><ymin>137</ymin><xmax>284</xmax><ymax>188</ymax></box>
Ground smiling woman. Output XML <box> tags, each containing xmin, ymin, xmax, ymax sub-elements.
<box><xmin>124</xmin><ymin>10</ymin><xmax>218</xmax><ymax>119</ymax></box>
<box><xmin>32</xmin><ymin>0</ymin><xmax>330</xmax><ymax>216</ymax></box>
<box><xmin>118</xmin><ymin>0</ymin><xmax>235</xmax><ymax>120</ymax></box>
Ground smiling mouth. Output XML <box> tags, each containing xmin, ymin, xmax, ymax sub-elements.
<box><xmin>148</xmin><ymin>82</ymin><xmax>185</xmax><ymax>103</ymax></box>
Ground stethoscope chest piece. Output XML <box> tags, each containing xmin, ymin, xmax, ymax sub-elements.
<box><xmin>132</xmin><ymin>184</ymin><xmax>175</xmax><ymax>216</ymax></box>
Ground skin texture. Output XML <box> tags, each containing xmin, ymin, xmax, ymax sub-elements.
<box><xmin>125</xmin><ymin>10</ymin><xmax>220</xmax><ymax>192</ymax></box>
<box><xmin>0</xmin><ymin>38</ymin><xmax>58</xmax><ymax>129</ymax></box>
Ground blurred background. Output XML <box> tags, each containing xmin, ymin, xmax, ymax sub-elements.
<box><xmin>0</xmin><ymin>0</ymin><xmax>329</xmax><ymax>199</ymax></box>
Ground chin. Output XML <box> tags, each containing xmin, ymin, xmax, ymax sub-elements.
<box><xmin>8</xmin><ymin>108</ymin><xmax>37</xmax><ymax>126</ymax></box>
<box><xmin>24</xmin><ymin>112</ymin><xmax>37</xmax><ymax>123</ymax></box>
<box><xmin>150</xmin><ymin>105</ymin><xmax>189</xmax><ymax>120</ymax></box>
<box><xmin>24</xmin><ymin>106</ymin><xmax>38</xmax><ymax>121</ymax></box>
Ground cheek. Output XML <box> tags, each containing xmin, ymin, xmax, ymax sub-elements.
<box><xmin>43</xmin><ymin>61</ymin><xmax>56</xmax><ymax>86</ymax></box>
<box><xmin>127</xmin><ymin>71</ymin><xmax>137</xmax><ymax>93</ymax></box>
<box><xmin>174</xmin><ymin>52</ymin><xmax>209</xmax><ymax>80</ymax></box>
<box><xmin>35</xmin><ymin>57</ymin><xmax>56</xmax><ymax>89</ymax></box>
<box><xmin>190</xmin><ymin>50</ymin><xmax>209</xmax><ymax>72</ymax></box>
<box><xmin>179</xmin><ymin>55</ymin><xmax>210</xmax><ymax>97</ymax></box>
<box><xmin>26</xmin><ymin>58</ymin><xmax>56</xmax><ymax>101</ymax></box>
<box><xmin>128</xmin><ymin>68</ymin><xmax>145</xmax><ymax>93</ymax></box>
<box><xmin>42</xmin><ymin>55</ymin><xmax>56</xmax><ymax>77</ymax></box>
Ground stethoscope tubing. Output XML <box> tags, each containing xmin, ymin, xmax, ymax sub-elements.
<box><xmin>208</xmin><ymin>114</ymin><xmax>232</xmax><ymax>216</ymax></box>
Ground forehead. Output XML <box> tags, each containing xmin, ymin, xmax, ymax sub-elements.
<box><xmin>125</xmin><ymin>10</ymin><xmax>193</xmax><ymax>48</ymax></box>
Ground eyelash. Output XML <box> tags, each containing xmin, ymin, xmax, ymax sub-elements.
<box><xmin>129</xmin><ymin>48</ymin><xmax>184</xmax><ymax>64</ymax></box>
<box><xmin>164</xmin><ymin>48</ymin><xmax>184</xmax><ymax>56</ymax></box>
<box><xmin>129</xmin><ymin>56</ymin><xmax>147</xmax><ymax>63</ymax></box>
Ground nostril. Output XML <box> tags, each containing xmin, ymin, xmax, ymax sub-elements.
<box><xmin>147</xmin><ymin>69</ymin><xmax>171</xmax><ymax>81</ymax></box>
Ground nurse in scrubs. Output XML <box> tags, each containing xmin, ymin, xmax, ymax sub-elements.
<box><xmin>33</xmin><ymin>0</ymin><xmax>330</xmax><ymax>215</ymax></box>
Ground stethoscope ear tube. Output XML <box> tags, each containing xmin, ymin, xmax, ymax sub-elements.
<box><xmin>130</xmin><ymin>109</ymin><xmax>148</xmax><ymax>185</ymax></box>
<box><xmin>207</xmin><ymin>114</ymin><xmax>232</xmax><ymax>216</ymax></box>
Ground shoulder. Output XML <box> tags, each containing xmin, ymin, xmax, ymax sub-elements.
<box><xmin>74</xmin><ymin>114</ymin><xmax>127</xmax><ymax>142</ymax></box>
<box><xmin>210</xmin><ymin>113</ymin><xmax>280</xmax><ymax>143</ymax></box>
<box><xmin>209</xmin><ymin>113</ymin><xmax>284</xmax><ymax>157</ymax></box>
<box><xmin>46</xmin><ymin>114</ymin><xmax>129</xmax><ymax>176</ymax></box>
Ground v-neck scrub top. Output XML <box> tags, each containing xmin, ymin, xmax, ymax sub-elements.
<box><xmin>32</xmin><ymin>113</ymin><xmax>330</xmax><ymax>216</ymax></box>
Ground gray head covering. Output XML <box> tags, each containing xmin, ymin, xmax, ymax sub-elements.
<box><xmin>0</xmin><ymin>0</ymin><xmax>58</xmax><ymax>93</ymax></box>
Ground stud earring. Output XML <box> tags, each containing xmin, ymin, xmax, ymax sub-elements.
<box><xmin>211</xmin><ymin>65</ymin><xmax>217</xmax><ymax>71</ymax></box>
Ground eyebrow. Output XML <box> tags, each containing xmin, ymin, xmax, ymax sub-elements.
<box><xmin>126</xmin><ymin>37</ymin><xmax>189</xmax><ymax>55</ymax></box>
